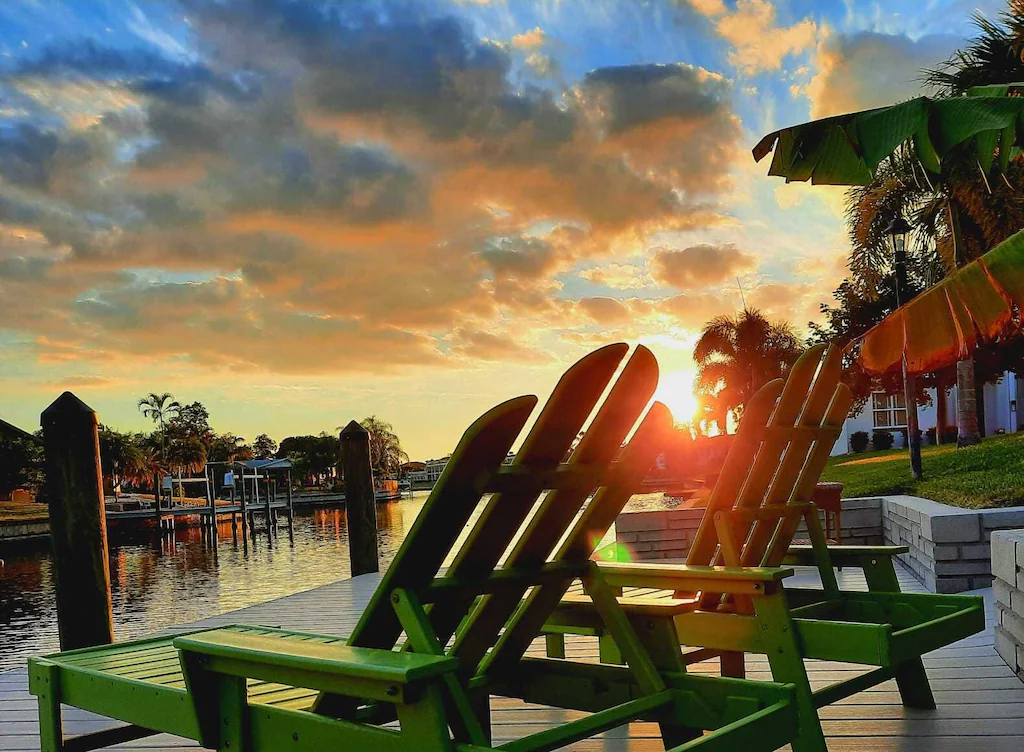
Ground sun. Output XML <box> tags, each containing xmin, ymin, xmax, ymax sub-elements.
<box><xmin>653</xmin><ymin>369</ymin><xmax>699</xmax><ymax>425</ymax></box>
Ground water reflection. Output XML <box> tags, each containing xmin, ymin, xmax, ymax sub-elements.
<box><xmin>0</xmin><ymin>492</ymin><xmax>434</xmax><ymax>672</ymax></box>
<box><xmin>0</xmin><ymin>490</ymin><xmax>670</xmax><ymax>672</ymax></box>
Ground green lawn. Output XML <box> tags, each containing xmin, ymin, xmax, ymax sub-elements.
<box><xmin>821</xmin><ymin>431</ymin><xmax>1024</xmax><ymax>509</ymax></box>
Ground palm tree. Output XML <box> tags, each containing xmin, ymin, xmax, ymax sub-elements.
<box><xmin>165</xmin><ymin>437</ymin><xmax>207</xmax><ymax>476</ymax></box>
<box><xmin>354</xmin><ymin>416</ymin><xmax>408</xmax><ymax>482</ymax></box>
<box><xmin>923</xmin><ymin>1</ymin><xmax>1024</xmax><ymax>94</ymax></box>
<box><xmin>98</xmin><ymin>427</ymin><xmax>149</xmax><ymax>498</ymax></box>
<box><xmin>844</xmin><ymin>5</ymin><xmax>1024</xmax><ymax>445</ymax></box>
<box><xmin>137</xmin><ymin>392</ymin><xmax>181</xmax><ymax>461</ymax></box>
<box><xmin>693</xmin><ymin>309</ymin><xmax>802</xmax><ymax>433</ymax></box>
<box><xmin>208</xmin><ymin>433</ymin><xmax>253</xmax><ymax>463</ymax></box>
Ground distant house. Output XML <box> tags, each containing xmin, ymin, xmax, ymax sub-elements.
<box><xmin>0</xmin><ymin>417</ymin><xmax>40</xmax><ymax>502</ymax></box>
<box><xmin>400</xmin><ymin>461</ymin><xmax>426</xmax><ymax>483</ymax></box>
<box><xmin>0</xmin><ymin>417</ymin><xmax>36</xmax><ymax>442</ymax></box>
<box><xmin>832</xmin><ymin>370</ymin><xmax>1023</xmax><ymax>455</ymax></box>
<box><xmin>424</xmin><ymin>456</ymin><xmax>450</xmax><ymax>483</ymax></box>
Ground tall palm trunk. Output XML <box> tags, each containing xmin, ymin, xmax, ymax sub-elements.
<box><xmin>935</xmin><ymin>382</ymin><xmax>948</xmax><ymax>444</ymax></box>
<box><xmin>956</xmin><ymin>359</ymin><xmax>982</xmax><ymax>445</ymax></box>
<box><xmin>949</xmin><ymin>202</ymin><xmax>982</xmax><ymax>446</ymax></box>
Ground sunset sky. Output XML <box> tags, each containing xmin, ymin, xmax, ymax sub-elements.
<box><xmin>0</xmin><ymin>0</ymin><xmax>1000</xmax><ymax>458</ymax></box>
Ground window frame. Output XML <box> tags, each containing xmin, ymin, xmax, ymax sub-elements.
<box><xmin>870</xmin><ymin>391</ymin><xmax>907</xmax><ymax>430</ymax></box>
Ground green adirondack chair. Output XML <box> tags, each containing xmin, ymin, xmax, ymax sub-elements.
<box><xmin>29</xmin><ymin>343</ymin><xmax>803</xmax><ymax>752</ymax></box>
<box><xmin>546</xmin><ymin>343</ymin><xmax>987</xmax><ymax>752</ymax></box>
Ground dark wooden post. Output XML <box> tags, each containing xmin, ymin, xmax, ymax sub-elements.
<box><xmin>264</xmin><ymin>476</ymin><xmax>272</xmax><ymax>530</ymax></box>
<box><xmin>341</xmin><ymin>421</ymin><xmax>378</xmax><ymax>575</ymax></box>
<box><xmin>41</xmin><ymin>392</ymin><xmax>115</xmax><ymax>649</ymax></box>
<box><xmin>286</xmin><ymin>469</ymin><xmax>294</xmax><ymax>525</ymax></box>
<box><xmin>239</xmin><ymin>467</ymin><xmax>250</xmax><ymax>538</ymax></box>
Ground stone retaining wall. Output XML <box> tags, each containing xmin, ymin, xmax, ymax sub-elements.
<box><xmin>614</xmin><ymin>497</ymin><xmax>883</xmax><ymax>561</ymax></box>
<box><xmin>0</xmin><ymin>519</ymin><xmax>49</xmax><ymax>542</ymax></box>
<box><xmin>880</xmin><ymin>496</ymin><xmax>1024</xmax><ymax>593</ymax></box>
<box><xmin>993</xmin><ymin>530</ymin><xmax>1024</xmax><ymax>683</ymax></box>
<box><xmin>613</xmin><ymin>495</ymin><xmax>1024</xmax><ymax>594</ymax></box>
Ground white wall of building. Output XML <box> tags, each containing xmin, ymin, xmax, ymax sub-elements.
<box><xmin>831</xmin><ymin>370</ymin><xmax>1020</xmax><ymax>455</ymax></box>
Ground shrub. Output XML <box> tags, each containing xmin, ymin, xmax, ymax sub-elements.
<box><xmin>941</xmin><ymin>427</ymin><xmax>959</xmax><ymax>444</ymax></box>
<box><xmin>925</xmin><ymin>427</ymin><xmax>937</xmax><ymax>445</ymax></box>
<box><xmin>850</xmin><ymin>431</ymin><xmax>870</xmax><ymax>452</ymax></box>
<box><xmin>872</xmin><ymin>430</ymin><xmax>894</xmax><ymax>450</ymax></box>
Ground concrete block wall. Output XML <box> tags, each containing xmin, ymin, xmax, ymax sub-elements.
<box><xmin>992</xmin><ymin>530</ymin><xmax>1024</xmax><ymax>683</ymax></box>
<box><xmin>613</xmin><ymin>497</ymin><xmax>882</xmax><ymax>562</ymax></box>
<box><xmin>613</xmin><ymin>494</ymin><xmax>1024</xmax><ymax>595</ymax></box>
<box><xmin>882</xmin><ymin>496</ymin><xmax>1024</xmax><ymax>593</ymax></box>
<box><xmin>614</xmin><ymin>507</ymin><xmax>704</xmax><ymax>560</ymax></box>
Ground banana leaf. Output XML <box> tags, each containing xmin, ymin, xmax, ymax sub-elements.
<box><xmin>859</xmin><ymin>229</ymin><xmax>1024</xmax><ymax>375</ymax></box>
<box><xmin>752</xmin><ymin>84</ymin><xmax>1024</xmax><ymax>186</ymax></box>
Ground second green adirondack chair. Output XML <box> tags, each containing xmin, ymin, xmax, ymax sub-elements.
<box><xmin>546</xmin><ymin>344</ymin><xmax>986</xmax><ymax>752</ymax></box>
<box><xmin>30</xmin><ymin>343</ymin><xmax>804</xmax><ymax>752</ymax></box>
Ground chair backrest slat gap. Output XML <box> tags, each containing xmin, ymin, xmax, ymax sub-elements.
<box><xmin>452</xmin><ymin>347</ymin><xmax>659</xmax><ymax>674</ymax></box>
<box><xmin>424</xmin><ymin>344</ymin><xmax>628</xmax><ymax>651</ymax></box>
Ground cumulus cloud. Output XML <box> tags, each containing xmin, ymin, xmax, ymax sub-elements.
<box><xmin>650</xmin><ymin>243</ymin><xmax>755</xmax><ymax>289</ymax></box>
<box><xmin>0</xmin><ymin>0</ymin><xmax>748</xmax><ymax>375</ymax></box>
<box><xmin>511</xmin><ymin>27</ymin><xmax>546</xmax><ymax>49</ymax></box>
<box><xmin>579</xmin><ymin>262</ymin><xmax>651</xmax><ymax>289</ymax></box>
<box><xmin>806</xmin><ymin>31</ymin><xmax>960</xmax><ymax>118</ymax></box>
<box><xmin>691</xmin><ymin>0</ymin><xmax>818</xmax><ymax>75</ymax></box>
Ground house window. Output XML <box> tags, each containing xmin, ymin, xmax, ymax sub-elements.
<box><xmin>871</xmin><ymin>392</ymin><xmax>907</xmax><ymax>429</ymax></box>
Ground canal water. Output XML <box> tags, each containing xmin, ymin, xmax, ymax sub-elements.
<box><xmin>0</xmin><ymin>490</ymin><xmax>673</xmax><ymax>673</ymax></box>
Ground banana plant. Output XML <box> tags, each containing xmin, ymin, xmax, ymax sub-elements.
<box><xmin>752</xmin><ymin>84</ymin><xmax>1024</xmax><ymax>186</ymax></box>
<box><xmin>859</xmin><ymin>228</ymin><xmax>1024</xmax><ymax>374</ymax></box>
<box><xmin>754</xmin><ymin>84</ymin><xmax>1024</xmax><ymax>446</ymax></box>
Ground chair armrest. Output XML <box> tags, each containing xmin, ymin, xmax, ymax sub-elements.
<box><xmin>597</xmin><ymin>562</ymin><xmax>793</xmax><ymax>595</ymax></box>
<box><xmin>174</xmin><ymin>626</ymin><xmax>456</xmax><ymax>703</ymax></box>
<box><xmin>783</xmin><ymin>544</ymin><xmax>910</xmax><ymax>567</ymax></box>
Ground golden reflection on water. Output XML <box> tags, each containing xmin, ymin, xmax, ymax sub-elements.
<box><xmin>0</xmin><ymin>490</ymin><xmax>672</xmax><ymax>671</ymax></box>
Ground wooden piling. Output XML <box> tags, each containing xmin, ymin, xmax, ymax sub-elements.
<box><xmin>285</xmin><ymin>469</ymin><xmax>294</xmax><ymax>525</ymax></box>
<box><xmin>41</xmin><ymin>392</ymin><xmax>115</xmax><ymax>650</ymax></box>
<box><xmin>264</xmin><ymin>476</ymin><xmax>272</xmax><ymax>531</ymax></box>
<box><xmin>340</xmin><ymin>421</ymin><xmax>378</xmax><ymax>575</ymax></box>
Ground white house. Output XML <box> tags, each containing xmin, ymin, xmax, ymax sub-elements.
<box><xmin>832</xmin><ymin>370</ymin><xmax>1024</xmax><ymax>455</ymax></box>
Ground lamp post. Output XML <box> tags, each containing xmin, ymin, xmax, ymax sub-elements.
<box><xmin>885</xmin><ymin>217</ymin><xmax>923</xmax><ymax>480</ymax></box>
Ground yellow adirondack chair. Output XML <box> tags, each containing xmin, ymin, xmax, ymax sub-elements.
<box><xmin>546</xmin><ymin>344</ymin><xmax>986</xmax><ymax>752</ymax></box>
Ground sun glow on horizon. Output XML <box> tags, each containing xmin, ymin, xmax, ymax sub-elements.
<box><xmin>653</xmin><ymin>369</ymin><xmax>699</xmax><ymax>426</ymax></box>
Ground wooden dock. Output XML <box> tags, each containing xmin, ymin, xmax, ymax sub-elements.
<box><xmin>2</xmin><ymin>562</ymin><xmax>1021</xmax><ymax>751</ymax></box>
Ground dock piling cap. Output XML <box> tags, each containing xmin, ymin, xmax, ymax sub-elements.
<box><xmin>340</xmin><ymin>420</ymin><xmax>368</xmax><ymax>440</ymax></box>
<box><xmin>42</xmin><ymin>391</ymin><xmax>96</xmax><ymax>418</ymax></box>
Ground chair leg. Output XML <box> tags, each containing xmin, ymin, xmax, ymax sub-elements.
<box><xmin>395</xmin><ymin>685</ymin><xmax>455</xmax><ymax>751</ymax></box>
<box><xmin>598</xmin><ymin>632</ymin><xmax>624</xmax><ymax>664</ymax></box>
<box><xmin>632</xmin><ymin>616</ymin><xmax>702</xmax><ymax>750</ymax></box>
<box><xmin>32</xmin><ymin>662</ymin><xmax>63</xmax><ymax>752</ymax></box>
<box><xmin>468</xmin><ymin>689</ymin><xmax>492</xmax><ymax>745</ymax></box>
<box><xmin>36</xmin><ymin>688</ymin><xmax>63</xmax><ymax>752</ymax></box>
<box><xmin>754</xmin><ymin>595</ymin><xmax>828</xmax><ymax>752</ymax></box>
<box><xmin>858</xmin><ymin>555</ymin><xmax>937</xmax><ymax>709</ymax></box>
<box><xmin>720</xmin><ymin>651</ymin><xmax>745</xmax><ymax>678</ymax></box>
<box><xmin>894</xmin><ymin>658</ymin><xmax>936</xmax><ymax>709</ymax></box>
<box><xmin>545</xmin><ymin>632</ymin><xmax>565</xmax><ymax>659</ymax></box>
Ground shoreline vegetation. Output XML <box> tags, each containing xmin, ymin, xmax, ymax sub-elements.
<box><xmin>821</xmin><ymin>431</ymin><xmax>1024</xmax><ymax>509</ymax></box>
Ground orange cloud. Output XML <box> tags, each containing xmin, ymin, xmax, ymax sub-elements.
<box><xmin>511</xmin><ymin>27</ymin><xmax>546</xmax><ymax>50</ymax></box>
<box><xmin>651</xmin><ymin>243</ymin><xmax>756</xmax><ymax>289</ymax></box>
<box><xmin>692</xmin><ymin>0</ymin><xmax>818</xmax><ymax>75</ymax></box>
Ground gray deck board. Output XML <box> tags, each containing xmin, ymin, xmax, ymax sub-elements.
<box><xmin>1</xmin><ymin>563</ymin><xmax>1019</xmax><ymax>751</ymax></box>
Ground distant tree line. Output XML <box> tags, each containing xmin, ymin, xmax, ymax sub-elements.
<box><xmin>1</xmin><ymin>394</ymin><xmax>409</xmax><ymax>501</ymax></box>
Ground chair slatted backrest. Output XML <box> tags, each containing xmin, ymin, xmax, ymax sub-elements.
<box><xmin>684</xmin><ymin>344</ymin><xmax>852</xmax><ymax>609</ymax></box>
<box><xmin>347</xmin><ymin>344</ymin><xmax>672</xmax><ymax>683</ymax></box>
